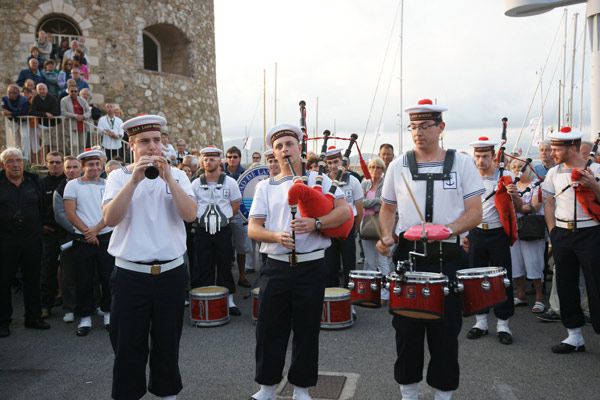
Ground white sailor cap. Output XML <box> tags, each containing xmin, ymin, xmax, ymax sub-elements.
<box><xmin>404</xmin><ymin>99</ymin><xmax>447</xmax><ymax>121</ymax></box>
<box><xmin>263</xmin><ymin>149</ymin><xmax>274</xmax><ymax>159</ymax></box>
<box><xmin>325</xmin><ymin>146</ymin><xmax>343</xmax><ymax>158</ymax></box>
<box><xmin>200</xmin><ymin>146</ymin><xmax>223</xmax><ymax>157</ymax></box>
<box><xmin>549</xmin><ymin>126</ymin><xmax>584</xmax><ymax>146</ymax></box>
<box><xmin>77</xmin><ymin>148</ymin><xmax>105</xmax><ymax>162</ymax></box>
<box><xmin>121</xmin><ymin>114</ymin><xmax>167</xmax><ymax>136</ymax></box>
<box><xmin>469</xmin><ymin>136</ymin><xmax>499</xmax><ymax>153</ymax></box>
<box><xmin>265</xmin><ymin>124</ymin><xmax>303</xmax><ymax>148</ymax></box>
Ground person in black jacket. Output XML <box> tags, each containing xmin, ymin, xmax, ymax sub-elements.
<box><xmin>40</xmin><ymin>152</ymin><xmax>66</xmax><ymax>318</ymax></box>
<box><xmin>31</xmin><ymin>83</ymin><xmax>60</xmax><ymax>152</ymax></box>
<box><xmin>0</xmin><ymin>148</ymin><xmax>51</xmax><ymax>338</ymax></box>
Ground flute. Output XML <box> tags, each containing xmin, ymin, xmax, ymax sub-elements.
<box><xmin>286</xmin><ymin>156</ymin><xmax>299</xmax><ymax>266</ymax></box>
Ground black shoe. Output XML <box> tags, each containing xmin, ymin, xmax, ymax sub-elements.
<box><xmin>498</xmin><ymin>331</ymin><xmax>513</xmax><ymax>345</ymax></box>
<box><xmin>585</xmin><ymin>315</ymin><xmax>592</xmax><ymax>325</ymax></box>
<box><xmin>537</xmin><ymin>309</ymin><xmax>561</xmax><ymax>322</ymax></box>
<box><xmin>24</xmin><ymin>319</ymin><xmax>51</xmax><ymax>330</ymax></box>
<box><xmin>76</xmin><ymin>326</ymin><xmax>91</xmax><ymax>336</ymax></box>
<box><xmin>467</xmin><ymin>327</ymin><xmax>488</xmax><ymax>339</ymax></box>
<box><xmin>54</xmin><ymin>297</ymin><xmax>63</xmax><ymax>307</ymax></box>
<box><xmin>229</xmin><ymin>306</ymin><xmax>241</xmax><ymax>316</ymax></box>
<box><xmin>551</xmin><ymin>342</ymin><xmax>586</xmax><ymax>354</ymax></box>
<box><xmin>238</xmin><ymin>279</ymin><xmax>252</xmax><ymax>288</ymax></box>
<box><xmin>0</xmin><ymin>325</ymin><xmax>10</xmax><ymax>338</ymax></box>
<box><xmin>104</xmin><ymin>324</ymin><xmax>110</xmax><ymax>331</ymax></box>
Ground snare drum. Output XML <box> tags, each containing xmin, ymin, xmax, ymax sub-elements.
<box><xmin>348</xmin><ymin>270</ymin><xmax>382</xmax><ymax>308</ymax></box>
<box><xmin>455</xmin><ymin>267</ymin><xmax>509</xmax><ymax>316</ymax></box>
<box><xmin>321</xmin><ymin>287</ymin><xmax>353</xmax><ymax>329</ymax></box>
<box><xmin>251</xmin><ymin>287</ymin><xmax>260</xmax><ymax>324</ymax></box>
<box><xmin>387</xmin><ymin>271</ymin><xmax>449</xmax><ymax>319</ymax></box>
<box><xmin>189</xmin><ymin>286</ymin><xmax>230</xmax><ymax>327</ymax></box>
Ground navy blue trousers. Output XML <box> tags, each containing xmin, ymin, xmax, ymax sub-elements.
<box><xmin>325</xmin><ymin>226</ymin><xmax>356</xmax><ymax>288</ymax></box>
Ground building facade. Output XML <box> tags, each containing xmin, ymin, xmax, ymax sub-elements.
<box><xmin>0</xmin><ymin>0</ymin><xmax>222</xmax><ymax>148</ymax></box>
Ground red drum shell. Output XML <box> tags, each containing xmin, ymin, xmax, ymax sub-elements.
<box><xmin>321</xmin><ymin>288</ymin><xmax>353</xmax><ymax>329</ymax></box>
<box><xmin>349</xmin><ymin>270</ymin><xmax>382</xmax><ymax>308</ymax></box>
<box><xmin>388</xmin><ymin>272</ymin><xmax>447</xmax><ymax>320</ymax></box>
<box><xmin>190</xmin><ymin>286</ymin><xmax>230</xmax><ymax>327</ymax></box>
<box><xmin>456</xmin><ymin>267</ymin><xmax>507</xmax><ymax>316</ymax></box>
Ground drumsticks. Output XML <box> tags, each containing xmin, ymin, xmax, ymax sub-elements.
<box><xmin>400</xmin><ymin>172</ymin><xmax>425</xmax><ymax>223</ymax></box>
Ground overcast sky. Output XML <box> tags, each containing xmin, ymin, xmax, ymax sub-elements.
<box><xmin>214</xmin><ymin>0</ymin><xmax>590</xmax><ymax>158</ymax></box>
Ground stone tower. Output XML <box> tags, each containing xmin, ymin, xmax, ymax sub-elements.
<box><xmin>0</xmin><ymin>0</ymin><xmax>222</xmax><ymax>148</ymax></box>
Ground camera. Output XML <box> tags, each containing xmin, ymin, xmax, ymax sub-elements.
<box><xmin>13</xmin><ymin>211</ymin><xmax>25</xmax><ymax>230</ymax></box>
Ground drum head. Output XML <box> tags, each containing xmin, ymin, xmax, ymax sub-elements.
<box><xmin>350</xmin><ymin>270</ymin><xmax>383</xmax><ymax>279</ymax></box>
<box><xmin>456</xmin><ymin>267</ymin><xmax>506</xmax><ymax>279</ymax></box>
<box><xmin>251</xmin><ymin>287</ymin><xmax>260</xmax><ymax>295</ymax></box>
<box><xmin>404</xmin><ymin>271</ymin><xmax>447</xmax><ymax>283</ymax></box>
<box><xmin>191</xmin><ymin>286</ymin><xmax>228</xmax><ymax>295</ymax></box>
<box><xmin>325</xmin><ymin>287</ymin><xmax>350</xmax><ymax>297</ymax></box>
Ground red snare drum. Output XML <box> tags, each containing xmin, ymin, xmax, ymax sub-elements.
<box><xmin>321</xmin><ymin>288</ymin><xmax>353</xmax><ymax>329</ymax></box>
<box><xmin>387</xmin><ymin>271</ymin><xmax>448</xmax><ymax>320</ymax></box>
<box><xmin>349</xmin><ymin>270</ymin><xmax>382</xmax><ymax>308</ymax></box>
<box><xmin>404</xmin><ymin>224</ymin><xmax>451</xmax><ymax>241</ymax></box>
<box><xmin>456</xmin><ymin>267</ymin><xmax>509</xmax><ymax>316</ymax></box>
<box><xmin>251</xmin><ymin>287</ymin><xmax>260</xmax><ymax>324</ymax></box>
<box><xmin>190</xmin><ymin>286</ymin><xmax>230</xmax><ymax>327</ymax></box>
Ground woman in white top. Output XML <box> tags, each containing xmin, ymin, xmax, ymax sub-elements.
<box><xmin>161</xmin><ymin>132</ymin><xmax>176</xmax><ymax>162</ymax></box>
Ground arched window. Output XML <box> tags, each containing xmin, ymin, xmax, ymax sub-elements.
<box><xmin>38</xmin><ymin>16</ymin><xmax>80</xmax><ymax>50</ymax></box>
<box><xmin>142</xmin><ymin>24</ymin><xmax>190</xmax><ymax>77</ymax></box>
<box><xmin>143</xmin><ymin>31</ymin><xmax>161</xmax><ymax>72</ymax></box>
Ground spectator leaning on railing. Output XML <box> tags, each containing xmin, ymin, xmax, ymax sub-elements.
<box><xmin>31</xmin><ymin>83</ymin><xmax>60</xmax><ymax>151</ymax></box>
<box><xmin>60</xmin><ymin>86</ymin><xmax>91</xmax><ymax>155</ymax></box>
<box><xmin>98</xmin><ymin>103</ymin><xmax>124</xmax><ymax>160</ymax></box>
<box><xmin>2</xmin><ymin>84</ymin><xmax>31</xmax><ymax>157</ymax></box>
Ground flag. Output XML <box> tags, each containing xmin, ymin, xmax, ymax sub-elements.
<box><xmin>244</xmin><ymin>137</ymin><xmax>253</xmax><ymax>150</ymax></box>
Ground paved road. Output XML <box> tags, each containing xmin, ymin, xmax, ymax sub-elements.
<box><xmin>1</xmin><ymin>268</ymin><xmax>599</xmax><ymax>400</ymax></box>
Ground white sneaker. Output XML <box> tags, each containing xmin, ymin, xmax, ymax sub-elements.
<box><xmin>63</xmin><ymin>312</ymin><xmax>75</xmax><ymax>323</ymax></box>
<box><xmin>293</xmin><ymin>386</ymin><xmax>312</xmax><ymax>400</ymax></box>
<box><xmin>103</xmin><ymin>312</ymin><xmax>111</xmax><ymax>326</ymax></box>
<box><xmin>95</xmin><ymin>307</ymin><xmax>105</xmax><ymax>316</ymax></box>
<box><xmin>251</xmin><ymin>385</ymin><xmax>276</xmax><ymax>400</ymax></box>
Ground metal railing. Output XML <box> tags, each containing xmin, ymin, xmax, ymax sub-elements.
<box><xmin>2</xmin><ymin>116</ymin><xmax>132</xmax><ymax>166</ymax></box>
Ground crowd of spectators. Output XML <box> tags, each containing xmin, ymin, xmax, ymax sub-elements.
<box><xmin>2</xmin><ymin>30</ymin><xmax>100</xmax><ymax>160</ymax></box>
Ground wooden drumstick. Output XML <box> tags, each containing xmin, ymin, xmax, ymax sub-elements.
<box><xmin>400</xmin><ymin>172</ymin><xmax>425</xmax><ymax>223</ymax></box>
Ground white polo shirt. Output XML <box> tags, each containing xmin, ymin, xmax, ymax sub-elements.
<box><xmin>541</xmin><ymin>163</ymin><xmax>600</xmax><ymax>223</ymax></box>
<box><xmin>102</xmin><ymin>167</ymin><xmax>195</xmax><ymax>262</ymax></box>
<box><xmin>97</xmin><ymin>115</ymin><xmax>124</xmax><ymax>150</ymax></box>
<box><xmin>64</xmin><ymin>178</ymin><xmax>113</xmax><ymax>235</ymax></box>
<box><xmin>336</xmin><ymin>173</ymin><xmax>363</xmax><ymax>216</ymax></box>
<box><xmin>249</xmin><ymin>170</ymin><xmax>345</xmax><ymax>255</ymax></box>
<box><xmin>191</xmin><ymin>174</ymin><xmax>242</xmax><ymax>219</ymax></box>
<box><xmin>381</xmin><ymin>152</ymin><xmax>484</xmax><ymax>237</ymax></box>
<box><xmin>480</xmin><ymin>169</ymin><xmax>514</xmax><ymax>224</ymax></box>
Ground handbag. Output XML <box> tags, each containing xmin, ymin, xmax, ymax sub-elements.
<box><xmin>359</xmin><ymin>214</ymin><xmax>381</xmax><ymax>240</ymax></box>
<box><xmin>516</xmin><ymin>214</ymin><xmax>546</xmax><ymax>241</ymax></box>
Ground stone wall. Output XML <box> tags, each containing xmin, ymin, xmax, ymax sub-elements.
<box><xmin>0</xmin><ymin>0</ymin><xmax>222</xmax><ymax>149</ymax></box>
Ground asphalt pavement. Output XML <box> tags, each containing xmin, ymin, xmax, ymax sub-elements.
<box><xmin>1</xmin><ymin>265</ymin><xmax>599</xmax><ymax>400</ymax></box>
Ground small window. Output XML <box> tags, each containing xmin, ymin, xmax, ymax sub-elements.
<box><xmin>142</xmin><ymin>24</ymin><xmax>190</xmax><ymax>77</ymax></box>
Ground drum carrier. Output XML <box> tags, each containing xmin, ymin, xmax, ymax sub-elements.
<box><xmin>197</xmin><ymin>172</ymin><xmax>230</xmax><ymax>235</ymax></box>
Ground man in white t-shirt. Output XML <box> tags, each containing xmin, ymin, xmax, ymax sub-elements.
<box><xmin>324</xmin><ymin>146</ymin><xmax>363</xmax><ymax>290</ymax></box>
<box><xmin>466</xmin><ymin>138</ymin><xmax>520</xmax><ymax>346</ymax></box>
<box><xmin>102</xmin><ymin>115</ymin><xmax>197</xmax><ymax>400</ymax></box>
<box><xmin>248</xmin><ymin>124</ymin><xmax>351</xmax><ymax>400</ymax></box>
<box><xmin>377</xmin><ymin>99</ymin><xmax>484</xmax><ymax>400</ymax></box>
<box><xmin>64</xmin><ymin>148</ymin><xmax>114</xmax><ymax>337</ymax></box>
<box><xmin>98</xmin><ymin>103</ymin><xmax>124</xmax><ymax>160</ymax></box>
<box><xmin>542</xmin><ymin>127</ymin><xmax>600</xmax><ymax>354</ymax></box>
<box><xmin>191</xmin><ymin>146</ymin><xmax>242</xmax><ymax>316</ymax></box>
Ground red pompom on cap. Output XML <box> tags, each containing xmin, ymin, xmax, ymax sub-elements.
<box><xmin>560</xmin><ymin>126</ymin><xmax>572</xmax><ymax>133</ymax></box>
<box><xmin>418</xmin><ymin>99</ymin><xmax>433</xmax><ymax>105</ymax></box>
<box><xmin>478</xmin><ymin>136</ymin><xmax>489</xmax><ymax>141</ymax></box>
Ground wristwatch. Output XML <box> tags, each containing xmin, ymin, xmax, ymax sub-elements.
<box><xmin>445</xmin><ymin>226</ymin><xmax>454</xmax><ymax>237</ymax></box>
<box><xmin>315</xmin><ymin>218</ymin><xmax>323</xmax><ymax>231</ymax></box>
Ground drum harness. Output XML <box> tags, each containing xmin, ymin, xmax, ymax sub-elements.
<box><xmin>198</xmin><ymin>172</ymin><xmax>229</xmax><ymax>235</ymax></box>
<box><xmin>401</xmin><ymin>149</ymin><xmax>457</xmax><ymax>276</ymax></box>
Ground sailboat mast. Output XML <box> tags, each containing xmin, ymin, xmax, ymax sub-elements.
<box><xmin>568</xmin><ymin>12</ymin><xmax>578</xmax><ymax>126</ymax></box>
<box><xmin>274</xmin><ymin>62</ymin><xmax>277</xmax><ymax>125</ymax></box>
<box><xmin>263</xmin><ymin>69</ymin><xmax>266</xmax><ymax>152</ymax></box>
<box><xmin>579</xmin><ymin>17</ymin><xmax>587</xmax><ymax>131</ymax></box>
<box><xmin>399</xmin><ymin>0</ymin><xmax>404</xmax><ymax>155</ymax></box>
<box><xmin>561</xmin><ymin>8</ymin><xmax>568</xmax><ymax>126</ymax></box>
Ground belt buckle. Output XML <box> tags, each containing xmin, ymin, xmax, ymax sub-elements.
<box><xmin>151</xmin><ymin>265</ymin><xmax>161</xmax><ymax>275</ymax></box>
<box><xmin>567</xmin><ymin>221</ymin><xmax>575</xmax><ymax>230</ymax></box>
<box><xmin>482</xmin><ymin>223</ymin><xmax>489</xmax><ymax>230</ymax></box>
<box><xmin>289</xmin><ymin>254</ymin><xmax>298</xmax><ymax>265</ymax></box>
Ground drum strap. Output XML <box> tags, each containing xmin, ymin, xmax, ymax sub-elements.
<box><xmin>198</xmin><ymin>173</ymin><xmax>229</xmax><ymax>234</ymax></box>
<box><xmin>406</xmin><ymin>149</ymin><xmax>455</xmax><ymax>222</ymax></box>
